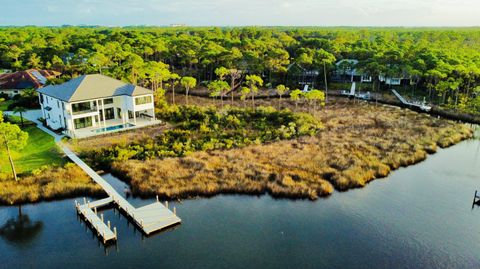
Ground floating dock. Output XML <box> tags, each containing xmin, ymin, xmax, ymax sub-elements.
<box><xmin>62</xmin><ymin>145</ymin><xmax>181</xmax><ymax>242</ymax></box>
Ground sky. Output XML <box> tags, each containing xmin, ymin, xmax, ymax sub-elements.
<box><xmin>0</xmin><ymin>0</ymin><xmax>479</xmax><ymax>27</ymax></box>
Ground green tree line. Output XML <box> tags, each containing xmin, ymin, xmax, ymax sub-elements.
<box><xmin>0</xmin><ymin>26</ymin><xmax>479</xmax><ymax>113</ymax></box>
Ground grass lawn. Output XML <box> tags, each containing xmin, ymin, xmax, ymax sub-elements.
<box><xmin>0</xmin><ymin>126</ymin><xmax>65</xmax><ymax>174</ymax></box>
<box><xmin>0</xmin><ymin>100</ymin><xmax>14</xmax><ymax>111</ymax></box>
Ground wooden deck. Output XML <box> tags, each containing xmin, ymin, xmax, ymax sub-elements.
<box><xmin>63</xmin><ymin>145</ymin><xmax>181</xmax><ymax>237</ymax></box>
<box><xmin>76</xmin><ymin>199</ymin><xmax>117</xmax><ymax>244</ymax></box>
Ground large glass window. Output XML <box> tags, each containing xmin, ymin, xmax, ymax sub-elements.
<box><xmin>74</xmin><ymin>117</ymin><xmax>92</xmax><ymax>129</ymax></box>
<box><xmin>72</xmin><ymin>101</ymin><xmax>94</xmax><ymax>114</ymax></box>
<box><xmin>105</xmin><ymin>108</ymin><xmax>115</xmax><ymax>120</ymax></box>
<box><xmin>135</xmin><ymin>96</ymin><xmax>152</xmax><ymax>105</ymax></box>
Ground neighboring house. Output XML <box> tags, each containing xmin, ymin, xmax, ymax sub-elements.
<box><xmin>378</xmin><ymin>75</ymin><xmax>409</xmax><ymax>86</ymax></box>
<box><xmin>334</xmin><ymin>60</ymin><xmax>411</xmax><ymax>86</ymax></box>
<box><xmin>333</xmin><ymin>59</ymin><xmax>372</xmax><ymax>83</ymax></box>
<box><xmin>37</xmin><ymin>74</ymin><xmax>158</xmax><ymax>138</ymax></box>
<box><xmin>286</xmin><ymin>63</ymin><xmax>320</xmax><ymax>88</ymax></box>
<box><xmin>0</xmin><ymin>69</ymin><xmax>61</xmax><ymax>97</ymax></box>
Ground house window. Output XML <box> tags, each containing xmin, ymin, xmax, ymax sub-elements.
<box><xmin>74</xmin><ymin>117</ymin><xmax>93</xmax><ymax>129</ymax></box>
<box><xmin>105</xmin><ymin>107</ymin><xmax>115</xmax><ymax>120</ymax></box>
<box><xmin>40</xmin><ymin>94</ymin><xmax>44</xmax><ymax>104</ymax></box>
<box><xmin>135</xmin><ymin>96</ymin><xmax>152</xmax><ymax>105</ymax></box>
<box><xmin>103</xmin><ymin>98</ymin><xmax>114</xmax><ymax>105</ymax></box>
<box><xmin>72</xmin><ymin>101</ymin><xmax>94</xmax><ymax>114</ymax></box>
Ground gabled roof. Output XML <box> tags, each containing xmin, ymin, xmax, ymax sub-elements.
<box><xmin>37</xmin><ymin>74</ymin><xmax>153</xmax><ymax>102</ymax></box>
<box><xmin>0</xmin><ymin>69</ymin><xmax>61</xmax><ymax>90</ymax></box>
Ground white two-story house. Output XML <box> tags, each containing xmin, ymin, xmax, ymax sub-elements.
<box><xmin>37</xmin><ymin>74</ymin><xmax>158</xmax><ymax>138</ymax></box>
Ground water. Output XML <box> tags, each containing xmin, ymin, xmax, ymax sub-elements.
<box><xmin>94</xmin><ymin>123</ymin><xmax>135</xmax><ymax>133</ymax></box>
<box><xmin>1</xmin><ymin>135</ymin><xmax>480</xmax><ymax>268</ymax></box>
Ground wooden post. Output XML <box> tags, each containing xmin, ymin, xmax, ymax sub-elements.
<box><xmin>165</xmin><ymin>201</ymin><xmax>169</xmax><ymax>208</ymax></box>
<box><xmin>156</xmin><ymin>195</ymin><xmax>159</xmax><ymax>202</ymax></box>
<box><xmin>114</xmin><ymin>227</ymin><xmax>117</xmax><ymax>238</ymax></box>
<box><xmin>173</xmin><ymin>206</ymin><xmax>176</xmax><ymax>215</ymax></box>
<box><xmin>94</xmin><ymin>207</ymin><xmax>98</xmax><ymax>215</ymax></box>
<box><xmin>108</xmin><ymin>220</ymin><xmax>111</xmax><ymax>229</ymax></box>
<box><xmin>101</xmin><ymin>213</ymin><xmax>104</xmax><ymax>222</ymax></box>
<box><xmin>83</xmin><ymin>197</ymin><xmax>87</xmax><ymax>204</ymax></box>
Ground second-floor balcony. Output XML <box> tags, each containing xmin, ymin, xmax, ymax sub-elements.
<box><xmin>71</xmin><ymin>107</ymin><xmax>98</xmax><ymax>115</ymax></box>
<box><xmin>71</xmin><ymin>101</ymin><xmax>98</xmax><ymax>115</ymax></box>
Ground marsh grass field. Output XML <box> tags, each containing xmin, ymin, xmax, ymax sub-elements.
<box><xmin>71</xmin><ymin>95</ymin><xmax>473</xmax><ymax>200</ymax></box>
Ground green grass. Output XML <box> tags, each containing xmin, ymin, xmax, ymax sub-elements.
<box><xmin>0</xmin><ymin>126</ymin><xmax>64</xmax><ymax>174</ymax></box>
<box><xmin>0</xmin><ymin>100</ymin><xmax>14</xmax><ymax>111</ymax></box>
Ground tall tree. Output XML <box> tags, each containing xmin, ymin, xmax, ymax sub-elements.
<box><xmin>12</xmin><ymin>106</ymin><xmax>27</xmax><ymax>127</ymax></box>
<box><xmin>168</xmin><ymin>73</ymin><xmax>180</xmax><ymax>105</ymax></box>
<box><xmin>314</xmin><ymin>49</ymin><xmax>336</xmax><ymax>103</ymax></box>
<box><xmin>0</xmin><ymin>123</ymin><xmax>28</xmax><ymax>181</ymax></box>
<box><xmin>245</xmin><ymin>75</ymin><xmax>263</xmax><ymax>108</ymax></box>
<box><xmin>180</xmin><ymin>76</ymin><xmax>197</xmax><ymax>105</ymax></box>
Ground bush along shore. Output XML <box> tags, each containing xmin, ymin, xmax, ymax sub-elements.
<box><xmin>73</xmin><ymin>100</ymin><xmax>473</xmax><ymax>201</ymax></box>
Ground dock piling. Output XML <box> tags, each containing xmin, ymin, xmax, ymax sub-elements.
<box><xmin>108</xmin><ymin>221</ymin><xmax>111</xmax><ymax>229</ymax></box>
<box><xmin>101</xmin><ymin>213</ymin><xmax>104</xmax><ymax>222</ymax></box>
<box><xmin>173</xmin><ymin>206</ymin><xmax>176</xmax><ymax>215</ymax></box>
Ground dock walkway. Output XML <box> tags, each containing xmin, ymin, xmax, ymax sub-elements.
<box><xmin>391</xmin><ymin>89</ymin><xmax>431</xmax><ymax>112</ymax></box>
<box><xmin>62</xmin><ymin>145</ymin><xmax>181</xmax><ymax>236</ymax></box>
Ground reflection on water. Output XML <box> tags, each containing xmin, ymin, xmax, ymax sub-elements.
<box><xmin>0</xmin><ymin>207</ymin><xmax>43</xmax><ymax>246</ymax></box>
<box><xmin>1</xmin><ymin>137</ymin><xmax>480</xmax><ymax>269</ymax></box>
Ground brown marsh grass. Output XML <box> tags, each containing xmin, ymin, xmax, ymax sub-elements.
<box><xmin>0</xmin><ymin>163</ymin><xmax>103</xmax><ymax>205</ymax></box>
<box><xmin>110</xmin><ymin>98</ymin><xmax>473</xmax><ymax>200</ymax></box>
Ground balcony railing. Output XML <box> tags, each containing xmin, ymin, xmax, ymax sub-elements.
<box><xmin>72</xmin><ymin>107</ymin><xmax>98</xmax><ymax>115</ymax></box>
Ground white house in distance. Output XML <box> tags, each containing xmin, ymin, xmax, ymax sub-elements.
<box><xmin>37</xmin><ymin>74</ymin><xmax>158</xmax><ymax>138</ymax></box>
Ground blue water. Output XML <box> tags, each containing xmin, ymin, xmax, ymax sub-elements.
<box><xmin>1</xmin><ymin>133</ymin><xmax>479</xmax><ymax>268</ymax></box>
<box><xmin>95</xmin><ymin>123</ymin><xmax>134</xmax><ymax>133</ymax></box>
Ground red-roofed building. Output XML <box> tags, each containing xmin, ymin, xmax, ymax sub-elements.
<box><xmin>0</xmin><ymin>69</ymin><xmax>61</xmax><ymax>97</ymax></box>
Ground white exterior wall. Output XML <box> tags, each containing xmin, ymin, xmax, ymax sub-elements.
<box><xmin>38</xmin><ymin>93</ymin><xmax>156</xmax><ymax>135</ymax></box>
<box><xmin>39</xmin><ymin>94</ymin><xmax>68</xmax><ymax>130</ymax></box>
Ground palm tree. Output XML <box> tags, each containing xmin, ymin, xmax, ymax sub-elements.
<box><xmin>13</xmin><ymin>106</ymin><xmax>27</xmax><ymax>127</ymax></box>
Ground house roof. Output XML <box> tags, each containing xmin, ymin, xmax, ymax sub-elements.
<box><xmin>0</xmin><ymin>69</ymin><xmax>61</xmax><ymax>90</ymax></box>
<box><xmin>37</xmin><ymin>74</ymin><xmax>153</xmax><ymax>102</ymax></box>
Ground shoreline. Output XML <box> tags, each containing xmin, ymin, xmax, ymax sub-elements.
<box><xmin>107</xmin><ymin>101</ymin><xmax>474</xmax><ymax>201</ymax></box>
<box><xmin>1</xmin><ymin>99</ymin><xmax>474</xmax><ymax>205</ymax></box>
<box><xmin>109</xmin><ymin>129</ymin><xmax>473</xmax><ymax>201</ymax></box>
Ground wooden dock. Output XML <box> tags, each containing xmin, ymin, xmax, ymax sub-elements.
<box><xmin>62</xmin><ymin>145</ymin><xmax>181</xmax><ymax>240</ymax></box>
<box><xmin>391</xmin><ymin>89</ymin><xmax>431</xmax><ymax>112</ymax></box>
<box><xmin>75</xmin><ymin>198</ymin><xmax>117</xmax><ymax>244</ymax></box>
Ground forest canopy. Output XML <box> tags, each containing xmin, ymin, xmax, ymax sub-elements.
<box><xmin>0</xmin><ymin>26</ymin><xmax>479</xmax><ymax>113</ymax></box>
